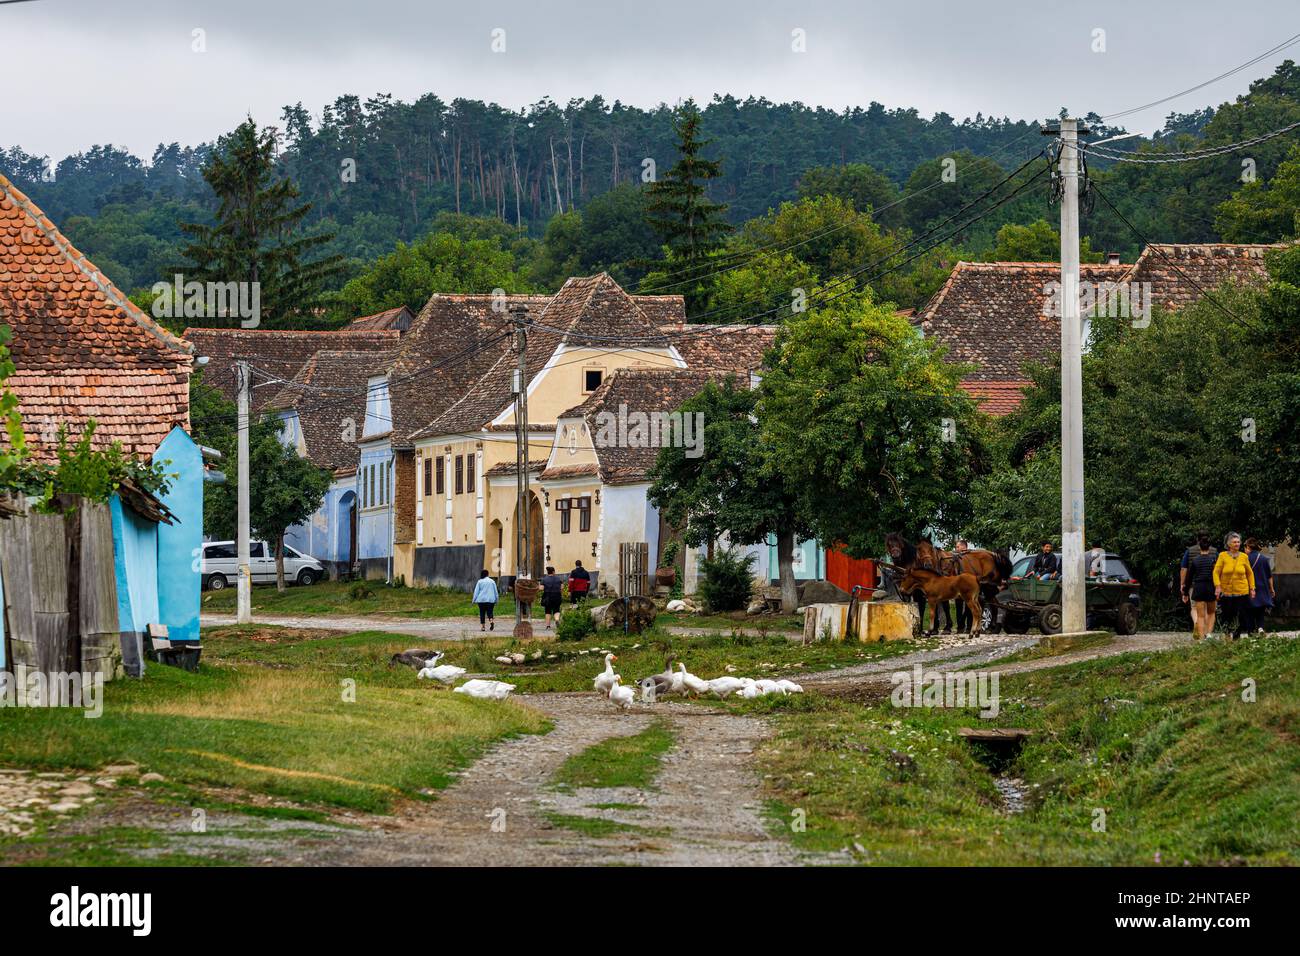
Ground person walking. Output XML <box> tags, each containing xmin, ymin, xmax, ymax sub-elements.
<box><xmin>540</xmin><ymin>565</ymin><xmax>564</xmax><ymax>630</ymax></box>
<box><xmin>1213</xmin><ymin>532</ymin><xmax>1256</xmax><ymax>640</ymax></box>
<box><xmin>568</xmin><ymin>560</ymin><xmax>591</xmax><ymax>604</ymax></box>
<box><xmin>1244</xmin><ymin>538</ymin><xmax>1275</xmax><ymax>635</ymax></box>
<box><xmin>1182</xmin><ymin>532</ymin><xmax>1218</xmax><ymax>640</ymax></box>
<box><xmin>471</xmin><ymin>569</ymin><xmax>499</xmax><ymax>632</ymax></box>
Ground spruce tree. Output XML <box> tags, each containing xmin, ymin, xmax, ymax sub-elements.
<box><xmin>643</xmin><ymin>102</ymin><xmax>731</xmax><ymax>316</ymax></box>
<box><xmin>178</xmin><ymin>118</ymin><xmax>343</xmax><ymax>328</ymax></box>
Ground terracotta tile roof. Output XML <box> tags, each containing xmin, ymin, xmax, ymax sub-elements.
<box><xmin>632</xmin><ymin>295</ymin><xmax>687</xmax><ymax>327</ymax></box>
<box><xmin>661</xmin><ymin>323</ymin><xmax>778</xmax><ymax>374</ymax></box>
<box><xmin>409</xmin><ymin>275</ymin><xmax>670</xmax><ymax>441</ymax></box>
<box><xmin>183</xmin><ymin>327</ymin><xmax>399</xmax><ymax>412</ymax></box>
<box><xmin>1121</xmin><ymin>243</ymin><xmax>1275</xmax><ymax>312</ymax></box>
<box><xmin>919</xmin><ymin>260</ymin><xmax>1130</xmax><ymax>383</ymax></box>
<box><xmin>959</xmin><ymin>380</ymin><xmax>1031</xmax><ymax>417</ymax></box>
<box><xmin>556</xmin><ymin>367</ymin><xmax>729</xmax><ymax>485</ymax></box>
<box><xmin>265</xmin><ymin>348</ymin><xmax>397</xmax><ymax>472</ymax></box>
<box><xmin>344</xmin><ymin>305</ymin><xmax>415</xmax><ymax>332</ymax></box>
<box><xmin>0</xmin><ymin>172</ymin><xmax>192</xmax><ymax>462</ymax></box>
<box><xmin>538</xmin><ymin>462</ymin><xmax>599</xmax><ymax>481</ymax></box>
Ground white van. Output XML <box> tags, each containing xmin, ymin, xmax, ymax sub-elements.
<box><xmin>201</xmin><ymin>540</ymin><xmax>326</xmax><ymax>590</ymax></box>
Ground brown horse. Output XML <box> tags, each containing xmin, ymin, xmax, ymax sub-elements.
<box><xmin>886</xmin><ymin>533</ymin><xmax>1012</xmax><ymax>588</ymax></box>
<box><xmin>898</xmin><ymin>568</ymin><xmax>982</xmax><ymax>636</ymax></box>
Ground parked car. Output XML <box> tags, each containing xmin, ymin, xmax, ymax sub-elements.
<box><xmin>995</xmin><ymin>552</ymin><xmax>1142</xmax><ymax>634</ymax></box>
<box><xmin>201</xmin><ymin>540</ymin><xmax>325</xmax><ymax>590</ymax></box>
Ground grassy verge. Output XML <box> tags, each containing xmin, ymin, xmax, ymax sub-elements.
<box><xmin>660</xmin><ymin>610</ymin><xmax>803</xmax><ymax>632</ymax></box>
<box><xmin>755</xmin><ymin>636</ymin><xmax>1299</xmax><ymax>864</ymax></box>
<box><xmin>550</xmin><ymin>721</ymin><xmax>676</xmax><ymax>792</ymax></box>
<box><xmin>201</xmin><ymin>579</ymin><xmax>518</xmax><ymax>619</ymax></box>
<box><xmin>0</xmin><ymin>633</ymin><xmax>547</xmax><ymax>816</ymax></box>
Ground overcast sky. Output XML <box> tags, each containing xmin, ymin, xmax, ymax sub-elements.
<box><xmin>3</xmin><ymin>0</ymin><xmax>1297</xmax><ymax>160</ymax></box>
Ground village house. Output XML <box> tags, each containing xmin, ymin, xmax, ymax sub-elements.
<box><xmin>0</xmin><ymin>171</ymin><xmax>205</xmax><ymax>669</ymax></box>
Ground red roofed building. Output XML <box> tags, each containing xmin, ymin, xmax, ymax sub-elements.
<box><xmin>0</xmin><ymin>172</ymin><xmax>193</xmax><ymax>461</ymax></box>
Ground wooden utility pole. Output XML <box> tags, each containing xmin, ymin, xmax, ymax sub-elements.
<box><xmin>235</xmin><ymin>360</ymin><xmax>252</xmax><ymax>624</ymax></box>
<box><xmin>511</xmin><ymin>305</ymin><xmax>531</xmax><ymax>632</ymax></box>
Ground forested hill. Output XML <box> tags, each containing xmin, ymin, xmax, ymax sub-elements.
<box><xmin>3</xmin><ymin>64</ymin><xmax>1299</xmax><ymax>305</ymax></box>
<box><xmin>3</xmin><ymin>94</ymin><xmax>1048</xmax><ymax>232</ymax></box>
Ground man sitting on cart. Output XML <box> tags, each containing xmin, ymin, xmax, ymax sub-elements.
<box><xmin>1031</xmin><ymin>540</ymin><xmax>1061</xmax><ymax>580</ymax></box>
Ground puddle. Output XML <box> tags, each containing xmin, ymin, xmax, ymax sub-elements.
<box><xmin>993</xmin><ymin>776</ymin><xmax>1027</xmax><ymax>815</ymax></box>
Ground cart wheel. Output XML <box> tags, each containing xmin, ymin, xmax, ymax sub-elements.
<box><xmin>1003</xmin><ymin>614</ymin><xmax>1030</xmax><ymax>634</ymax></box>
<box><xmin>980</xmin><ymin>603</ymin><xmax>994</xmax><ymax>633</ymax></box>
<box><xmin>1038</xmin><ymin>605</ymin><xmax>1063</xmax><ymax>635</ymax></box>
<box><xmin>1115</xmin><ymin>602</ymin><xmax>1139</xmax><ymax>635</ymax></box>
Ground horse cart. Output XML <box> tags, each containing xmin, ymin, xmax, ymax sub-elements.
<box><xmin>991</xmin><ymin>552</ymin><xmax>1142</xmax><ymax>635</ymax></box>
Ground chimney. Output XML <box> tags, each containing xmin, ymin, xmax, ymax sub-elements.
<box><xmin>1106</xmin><ymin>251</ymin><xmax>1122</xmax><ymax>265</ymax></box>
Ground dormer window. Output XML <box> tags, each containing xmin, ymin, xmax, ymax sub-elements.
<box><xmin>363</xmin><ymin>375</ymin><xmax>391</xmax><ymax>436</ymax></box>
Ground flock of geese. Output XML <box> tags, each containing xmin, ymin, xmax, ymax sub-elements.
<box><xmin>594</xmin><ymin>653</ymin><xmax>803</xmax><ymax>710</ymax></box>
<box><xmin>415</xmin><ymin>649</ymin><xmax>805</xmax><ymax>709</ymax></box>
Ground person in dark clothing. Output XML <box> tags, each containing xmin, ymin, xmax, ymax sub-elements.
<box><xmin>540</xmin><ymin>565</ymin><xmax>564</xmax><ymax>630</ymax></box>
<box><xmin>1245</xmin><ymin>538</ymin><xmax>1275</xmax><ymax>634</ymax></box>
<box><xmin>1182</xmin><ymin>532</ymin><xmax>1218</xmax><ymax>640</ymax></box>
<box><xmin>1031</xmin><ymin>541</ymin><xmax>1060</xmax><ymax>579</ymax></box>
<box><xmin>568</xmin><ymin>560</ymin><xmax>591</xmax><ymax>604</ymax></box>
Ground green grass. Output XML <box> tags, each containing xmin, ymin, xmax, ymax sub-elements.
<box><xmin>974</xmin><ymin>631</ymin><xmax>1113</xmax><ymax>666</ymax></box>
<box><xmin>543</xmin><ymin>812</ymin><xmax>662</xmax><ymax>837</ymax></box>
<box><xmin>756</xmin><ymin>636</ymin><xmax>1300</xmax><ymax>865</ymax></box>
<box><xmin>8</xmin><ymin>826</ymin><xmax>232</xmax><ymax>868</ymax></box>
<box><xmin>201</xmin><ymin>579</ymin><xmax>518</xmax><ymax>619</ymax></box>
<box><xmin>0</xmin><ymin>632</ymin><xmax>548</xmax><ymax>816</ymax></box>
<box><xmin>551</xmin><ymin>721</ymin><xmax>677</xmax><ymax>792</ymax></box>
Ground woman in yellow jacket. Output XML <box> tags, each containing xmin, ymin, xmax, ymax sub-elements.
<box><xmin>1213</xmin><ymin>532</ymin><xmax>1256</xmax><ymax>640</ymax></box>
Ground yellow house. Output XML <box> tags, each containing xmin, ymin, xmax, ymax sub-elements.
<box><xmin>396</xmin><ymin>274</ymin><xmax>688</xmax><ymax>589</ymax></box>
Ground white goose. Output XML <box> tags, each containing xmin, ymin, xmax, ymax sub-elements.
<box><xmin>453</xmin><ymin>679</ymin><xmax>516</xmax><ymax>701</ymax></box>
<box><xmin>678</xmin><ymin>663</ymin><xmax>711</xmax><ymax>697</ymax></box>
<box><xmin>705</xmin><ymin>675</ymin><xmax>746</xmax><ymax>698</ymax></box>
<box><xmin>754</xmin><ymin>679</ymin><xmax>786</xmax><ymax>696</ymax></box>
<box><xmin>417</xmin><ymin>651</ymin><xmax>467</xmax><ymax>684</ymax></box>
<box><xmin>593</xmin><ymin>653</ymin><xmax>620</xmax><ymax>695</ymax></box>
<box><xmin>775</xmin><ymin>679</ymin><xmax>804</xmax><ymax>694</ymax></box>
<box><xmin>737</xmin><ymin>678</ymin><xmax>763</xmax><ymax>699</ymax></box>
<box><xmin>608</xmin><ymin>677</ymin><xmax>636</xmax><ymax>710</ymax></box>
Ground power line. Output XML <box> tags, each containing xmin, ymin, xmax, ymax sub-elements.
<box><xmin>1082</xmin><ymin>119</ymin><xmax>1300</xmax><ymax>164</ymax></box>
<box><xmin>1101</xmin><ymin>31</ymin><xmax>1300</xmax><ymax>122</ymax></box>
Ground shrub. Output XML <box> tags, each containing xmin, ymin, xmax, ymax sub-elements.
<box><xmin>348</xmin><ymin>581</ymin><xmax>374</xmax><ymax>601</ymax></box>
<box><xmin>556</xmin><ymin>606</ymin><xmax>596</xmax><ymax>642</ymax></box>
<box><xmin>697</xmin><ymin>547</ymin><xmax>757</xmax><ymax>612</ymax></box>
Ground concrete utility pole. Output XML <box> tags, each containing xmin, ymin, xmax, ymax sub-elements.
<box><xmin>511</xmin><ymin>305</ymin><xmax>530</xmax><ymax>628</ymax></box>
<box><xmin>1057</xmin><ymin>119</ymin><xmax>1086</xmax><ymax>633</ymax></box>
<box><xmin>235</xmin><ymin>360</ymin><xmax>252</xmax><ymax>624</ymax></box>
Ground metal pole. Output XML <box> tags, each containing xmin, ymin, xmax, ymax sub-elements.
<box><xmin>235</xmin><ymin>360</ymin><xmax>252</xmax><ymax>624</ymax></box>
<box><xmin>1058</xmin><ymin>119</ymin><xmax>1086</xmax><ymax>633</ymax></box>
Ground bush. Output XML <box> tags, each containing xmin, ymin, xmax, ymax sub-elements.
<box><xmin>556</xmin><ymin>606</ymin><xmax>596</xmax><ymax>642</ymax></box>
<box><xmin>348</xmin><ymin>581</ymin><xmax>374</xmax><ymax>601</ymax></box>
<box><xmin>697</xmin><ymin>547</ymin><xmax>757</xmax><ymax>612</ymax></box>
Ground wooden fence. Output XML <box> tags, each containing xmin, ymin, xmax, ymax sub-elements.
<box><xmin>0</xmin><ymin>494</ymin><xmax>123</xmax><ymax>685</ymax></box>
<box><xmin>618</xmin><ymin>541</ymin><xmax>650</xmax><ymax>597</ymax></box>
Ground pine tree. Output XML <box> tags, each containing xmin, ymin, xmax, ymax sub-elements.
<box><xmin>178</xmin><ymin>118</ymin><xmax>343</xmax><ymax>328</ymax></box>
<box><xmin>642</xmin><ymin>102</ymin><xmax>731</xmax><ymax>316</ymax></box>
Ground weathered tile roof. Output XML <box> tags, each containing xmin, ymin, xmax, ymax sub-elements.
<box><xmin>183</xmin><ymin>327</ymin><xmax>399</xmax><ymax>412</ymax></box>
<box><xmin>484</xmin><ymin>459</ymin><xmax>546</xmax><ymax>478</ymax></box>
<box><xmin>919</xmin><ymin>260</ymin><xmax>1130</xmax><ymax>383</ymax></box>
<box><xmin>661</xmin><ymin>322</ymin><xmax>778</xmax><ymax>374</ymax></box>
<box><xmin>556</xmin><ymin>367</ymin><xmax>730</xmax><ymax>485</ymax></box>
<box><xmin>0</xmin><ymin>172</ymin><xmax>192</xmax><ymax>462</ymax></box>
<box><xmin>410</xmin><ymin>275</ymin><xmax>670</xmax><ymax>441</ymax></box>
<box><xmin>265</xmin><ymin>348</ymin><xmax>396</xmax><ymax>472</ymax></box>
<box><xmin>344</xmin><ymin>305</ymin><xmax>415</xmax><ymax>332</ymax></box>
<box><xmin>1122</xmin><ymin>243</ymin><xmax>1275</xmax><ymax>312</ymax></box>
